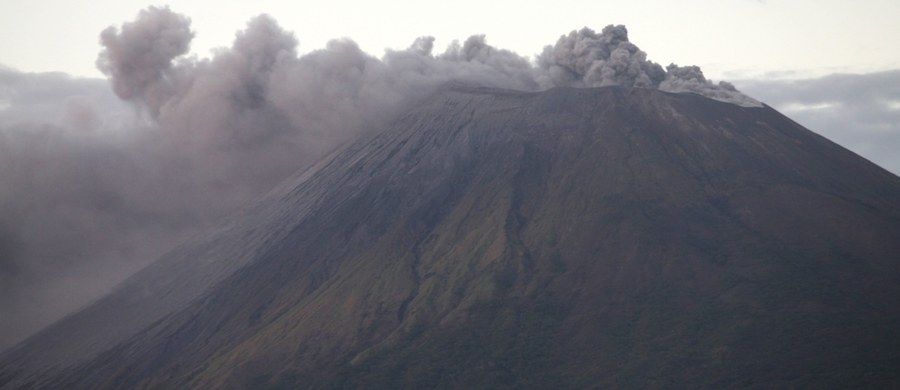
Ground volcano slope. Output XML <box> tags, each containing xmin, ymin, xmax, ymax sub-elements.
<box><xmin>3</xmin><ymin>85</ymin><xmax>900</xmax><ymax>389</ymax></box>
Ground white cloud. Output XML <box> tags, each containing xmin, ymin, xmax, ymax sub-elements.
<box><xmin>737</xmin><ymin>70</ymin><xmax>900</xmax><ymax>175</ymax></box>
<box><xmin>780</xmin><ymin>102</ymin><xmax>837</xmax><ymax>112</ymax></box>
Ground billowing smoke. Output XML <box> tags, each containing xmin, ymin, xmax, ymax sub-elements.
<box><xmin>536</xmin><ymin>25</ymin><xmax>760</xmax><ymax>106</ymax></box>
<box><xmin>0</xmin><ymin>8</ymin><xmax>760</xmax><ymax>351</ymax></box>
<box><xmin>536</xmin><ymin>25</ymin><xmax>666</xmax><ymax>88</ymax></box>
<box><xmin>659</xmin><ymin>64</ymin><xmax>761</xmax><ymax>107</ymax></box>
<box><xmin>96</xmin><ymin>6</ymin><xmax>193</xmax><ymax>117</ymax></box>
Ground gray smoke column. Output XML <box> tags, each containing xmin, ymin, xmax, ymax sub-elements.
<box><xmin>536</xmin><ymin>25</ymin><xmax>760</xmax><ymax>106</ymax></box>
<box><xmin>660</xmin><ymin>64</ymin><xmax>760</xmax><ymax>107</ymax></box>
<box><xmin>536</xmin><ymin>25</ymin><xmax>666</xmax><ymax>88</ymax></box>
<box><xmin>96</xmin><ymin>6</ymin><xmax>193</xmax><ymax>117</ymax></box>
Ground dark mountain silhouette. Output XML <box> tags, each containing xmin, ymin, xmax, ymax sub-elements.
<box><xmin>3</xmin><ymin>85</ymin><xmax>900</xmax><ymax>389</ymax></box>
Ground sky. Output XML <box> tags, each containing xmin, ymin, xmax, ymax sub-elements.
<box><xmin>1</xmin><ymin>0</ymin><xmax>899</xmax><ymax>352</ymax></box>
<box><xmin>2</xmin><ymin>0</ymin><xmax>900</xmax><ymax>80</ymax></box>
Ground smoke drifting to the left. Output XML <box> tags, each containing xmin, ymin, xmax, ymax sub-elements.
<box><xmin>0</xmin><ymin>6</ymin><xmax>758</xmax><ymax>351</ymax></box>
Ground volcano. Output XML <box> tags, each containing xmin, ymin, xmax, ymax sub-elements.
<box><xmin>3</xmin><ymin>85</ymin><xmax>900</xmax><ymax>389</ymax></box>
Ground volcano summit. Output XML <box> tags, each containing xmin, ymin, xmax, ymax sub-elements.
<box><xmin>2</xmin><ymin>83</ymin><xmax>900</xmax><ymax>389</ymax></box>
<box><xmin>2</xmin><ymin>8</ymin><xmax>900</xmax><ymax>389</ymax></box>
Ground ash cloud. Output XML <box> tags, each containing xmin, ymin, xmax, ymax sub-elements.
<box><xmin>660</xmin><ymin>64</ymin><xmax>761</xmax><ymax>107</ymax></box>
<box><xmin>0</xmin><ymin>68</ymin><xmax>217</xmax><ymax>352</ymax></box>
<box><xmin>535</xmin><ymin>25</ymin><xmax>760</xmax><ymax>106</ymax></box>
<box><xmin>536</xmin><ymin>25</ymin><xmax>665</xmax><ymax>88</ymax></box>
<box><xmin>1</xmin><ymin>9</ymin><xmax>762</xmax><ymax>351</ymax></box>
<box><xmin>96</xmin><ymin>6</ymin><xmax>193</xmax><ymax>117</ymax></box>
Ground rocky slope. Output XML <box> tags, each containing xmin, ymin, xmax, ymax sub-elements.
<box><xmin>3</xmin><ymin>85</ymin><xmax>900</xmax><ymax>389</ymax></box>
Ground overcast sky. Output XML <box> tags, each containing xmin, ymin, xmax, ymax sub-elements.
<box><xmin>1</xmin><ymin>0</ymin><xmax>899</xmax><ymax>352</ymax></box>
<box><xmin>2</xmin><ymin>0</ymin><xmax>899</xmax><ymax>79</ymax></box>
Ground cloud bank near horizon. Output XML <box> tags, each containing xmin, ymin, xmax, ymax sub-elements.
<box><xmin>739</xmin><ymin>70</ymin><xmax>900</xmax><ymax>175</ymax></box>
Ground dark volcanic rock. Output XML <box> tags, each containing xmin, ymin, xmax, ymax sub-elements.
<box><xmin>3</xmin><ymin>86</ymin><xmax>900</xmax><ymax>389</ymax></box>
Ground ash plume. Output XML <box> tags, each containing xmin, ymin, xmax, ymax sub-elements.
<box><xmin>0</xmin><ymin>8</ymin><xmax>760</xmax><ymax>352</ymax></box>
<box><xmin>660</xmin><ymin>64</ymin><xmax>761</xmax><ymax>107</ymax></box>
<box><xmin>536</xmin><ymin>25</ymin><xmax>666</xmax><ymax>88</ymax></box>
<box><xmin>536</xmin><ymin>25</ymin><xmax>760</xmax><ymax>106</ymax></box>
<box><xmin>96</xmin><ymin>6</ymin><xmax>193</xmax><ymax>117</ymax></box>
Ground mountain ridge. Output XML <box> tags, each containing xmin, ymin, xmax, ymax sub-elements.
<box><xmin>3</xmin><ymin>85</ymin><xmax>900</xmax><ymax>389</ymax></box>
